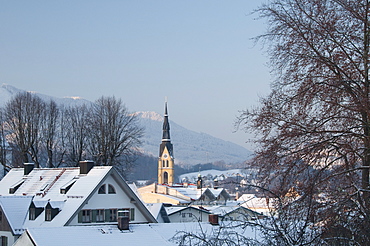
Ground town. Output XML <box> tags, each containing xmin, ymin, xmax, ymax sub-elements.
<box><xmin>0</xmin><ymin>101</ymin><xmax>270</xmax><ymax>245</ymax></box>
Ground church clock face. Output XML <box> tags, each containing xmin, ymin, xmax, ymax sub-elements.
<box><xmin>163</xmin><ymin>153</ymin><xmax>168</xmax><ymax>159</ymax></box>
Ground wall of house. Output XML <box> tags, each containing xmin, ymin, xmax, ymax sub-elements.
<box><xmin>0</xmin><ymin>231</ymin><xmax>16</xmax><ymax>246</ymax></box>
<box><xmin>68</xmin><ymin>175</ymin><xmax>147</xmax><ymax>225</ymax></box>
<box><xmin>0</xmin><ymin>206</ymin><xmax>17</xmax><ymax>246</ymax></box>
<box><xmin>12</xmin><ymin>231</ymin><xmax>33</xmax><ymax>246</ymax></box>
<box><xmin>139</xmin><ymin>193</ymin><xmax>187</xmax><ymax>205</ymax></box>
<box><xmin>169</xmin><ymin>208</ymin><xmax>209</xmax><ymax>223</ymax></box>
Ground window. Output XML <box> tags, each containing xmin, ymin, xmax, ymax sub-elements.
<box><xmin>166</xmin><ymin>160</ymin><xmax>169</xmax><ymax>167</ymax></box>
<box><xmin>162</xmin><ymin>160</ymin><xmax>165</xmax><ymax>167</ymax></box>
<box><xmin>29</xmin><ymin>208</ymin><xmax>35</xmax><ymax>220</ymax></box>
<box><xmin>98</xmin><ymin>184</ymin><xmax>106</xmax><ymax>194</ymax></box>
<box><xmin>45</xmin><ymin>203</ymin><xmax>60</xmax><ymax>222</ymax></box>
<box><xmin>29</xmin><ymin>203</ymin><xmax>44</xmax><ymax>220</ymax></box>
<box><xmin>163</xmin><ymin>172</ymin><xmax>168</xmax><ymax>184</ymax></box>
<box><xmin>108</xmin><ymin>184</ymin><xmax>116</xmax><ymax>194</ymax></box>
<box><xmin>96</xmin><ymin>209</ymin><xmax>104</xmax><ymax>222</ymax></box>
<box><xmin>60</xmin><ymin>179</ymin><xmax>77</xmax><ymax>194</ymax></box>
<box><xmin>1</xmin><ymin>236</ymin><xmax>7</xmax><ymax>246</ymax></box>
<box><xmin>9</xmin><ymin>180</ymin><xmax>24</xmax><ymax>194</ymax></box>
<box><xmin>45</xmin><ymin>208</ymin><xmax>52</xmax><ymax>221</ymax></box>
<box><xmin>82</xmin><ymin>210</ymin><xmax>91</xmax><ymax>223</ymax></box>
<box><xmin>0</xmin><ymin>211</ymin><xmax>2</xmax><ymax>222</ymax></box>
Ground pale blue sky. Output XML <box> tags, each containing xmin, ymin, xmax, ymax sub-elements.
<box><xmin>0</xmin><ymin>1</ymin><xmax>270</xmax><ymax>150</ymax></box>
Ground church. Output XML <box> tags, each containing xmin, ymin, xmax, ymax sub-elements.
<box><xmin>157</xmin><ymin>101</ymin><xmax>175</xmax><ymax>185</ymax></box>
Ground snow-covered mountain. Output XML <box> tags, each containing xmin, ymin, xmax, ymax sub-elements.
<box><xmin>0</xmin><ymin>84</ymin><xmax>252</xmax><ymax>165</ymax></box>
<box><xmin>0</xmin><ymin>84</ymin><xmax>90</xmax><ymax>107</ymax></box>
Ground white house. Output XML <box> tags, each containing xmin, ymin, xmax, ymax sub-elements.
<box><xmin>165</xmin><ymin>206</ymin><xmax>211</xmax><ymax>223</ymax></box>
<box><xmin>238</xmin><ymin>194</ymin><xmax>276</xmax><ymax>216</ymax></box>
<box><xmin>205</xmin><ymin>204</ymin><xmax>265</xmax><ymax>221</ymax></box>
<box><xmin>0</xmin><ymin>161</ymin><xmax>157</xmax><ymax>245</ymax></box>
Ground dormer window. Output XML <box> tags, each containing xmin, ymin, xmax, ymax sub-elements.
<box><xmin>60</xmin><ymin>179</ymin><xmax>77</xmax><ymax>194</ymax></box>
<box><xmin>45</xmin><ymin>203</ymin><xmax>60</xmax><ymax>221</ymax></box>
<box><xmin>108</xmin><ymin>184</ymin><xmax>116</xmax><ymax>194</ymax></box>
<box><xmin>9</xmin><ymin>180</ymin><xmax>25</xmax><ymax>194</ymax></box>
<box><xmin>98</xmin><ymin>184</ymin><xmax>106</xmax><ymax>194</ymax></box>
<box><xmin>29</xmin><ymin>202</ymin><xmax>44</xmax><ymax>220</ymax></box>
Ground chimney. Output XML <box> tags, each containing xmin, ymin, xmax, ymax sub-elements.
<box><xmin>117</xmin><ymin>209</ymin><xmax>130</xmax><ymax>230</ymax></box>
<box><xmin>79</xmin><ymin>160</ymin><xmax>94</xmax><ymax>175</ymax></box>
<box><xmin>24</xmin><ymin>163</ymin><xmax>34</xmax><ymax>175</ymax></box>
<box><xmin>209</xmin><ymin>214</ymin><xmax>219</xmax><ymax>225</ymax></box>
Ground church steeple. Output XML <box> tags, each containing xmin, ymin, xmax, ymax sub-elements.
<box><xmin>158</xmin><ymin>100</ymin><xmax>174</xmax><ymax>185</ymax></box>
<box><xmin>162</xmin><ymin>102</ymin><xmax>171</xmax><ymax>141</ymax></box>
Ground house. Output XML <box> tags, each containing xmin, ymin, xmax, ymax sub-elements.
<box><xmin>238</xmin><ymin>194</ymin><xmax>276</xmax><ymax>216</ymax></box>
<box><xmin>165</xmin><ymin>206</ymin><xmax>211</xmax><ymax>223</ymax></box>
<box><xmin>205</xmin><ymin>204</ymin><xmax>265</xmax><ymax>222</ymax></box>
<box><xmin>0</xmin><ymin>161</ymin><xmax>157</xmax><ymax>245</ymax></box>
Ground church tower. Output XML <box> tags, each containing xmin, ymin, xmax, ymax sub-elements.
<box><xmin>158</xmin><ymin>101</ymin><xmax>174</xmax><ymax>185</ymax></box>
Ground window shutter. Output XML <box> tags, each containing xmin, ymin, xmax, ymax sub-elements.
<box><xmin>130</xmin><ymin>208</ymin><xmax>135</xmax><ymax>221</ymax></box>
<box><xmin>91</xmin><ymin>210</ymin><xmax>97</xmax><ymax>222</ymax></box>
<box><xmin>105</xmin><ymin>209</ymin><xmax>110</xmax><ymax>222</ymax></box>
<box><xmin>78</xmin><ymin>211</ymin><xmax>82</xmax><ymax>223</ymax></box>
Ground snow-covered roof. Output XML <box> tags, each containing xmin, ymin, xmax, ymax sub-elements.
<box><xmin>165</xmin><ymin>206</ymin><xmax>211</xmax><ymax>216</ymax></box>
<box><xmin>0</xmin><ymin>196</ymin><xmax>33</xmax><ymax>235</ymax></box>
<box><xmin>17</xmin><ymin>222</ymin><xmax>262</xmax><ymax>246</ymax></box>
<box><xmin>154</xmin><ymin>193</ymin><xmax>190</xmax><ymax>204</ymax></box>
<box><xmin>170</xmin><ymin>187</ymin><xmax>202</xmax><ymax>200</ymax></box>
<box><xmin>204</xmin><ymin>205</ymin><xmax>260</xmax><ymax>217</ymax></box>
<box><xmin>145</xmin><ymin>203</ymin><xmax>164</xmax><ymax>219</ymax></box>
<box><xmin>238</xmin><ymin>194</ymin><xmax>274</xmax><ymax>209</ymax></box>
<box><xmin>20</xmin><ymin>225</ymin><xmax>173</xmax><ymax>246</ymax></box>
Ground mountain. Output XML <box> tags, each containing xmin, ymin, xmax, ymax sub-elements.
<box><xmin>0</xmin><ymin>84</ymin><xmax>91</xmax><ymax>107</ymax></box>
<box><xmin>0</xmin><ymin>84</ymin><xmax>252</xmax><ymax>165</ymax></box>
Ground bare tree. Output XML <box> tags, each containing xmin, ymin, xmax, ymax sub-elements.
<box><xmin>237</xmin><ymin>0</ymin><xmax>370</xmax><ymax>244</ymax></box>
<box><xmin>5</xmin><ymin>92</ymin><xmax>45</xmax><ymax>167</ymax></box>
<box><xmin>42</xmin><ymin>99</ymin><xmax>60</xmax><ymax>168</ymax></box>
<box><xmin>0</xmin><ymin>108</ymin><xmax>11</xmax><ymax>175</ymax></box>
<box><xmin>87</xmin><ymin>96</ymin><xmax>143</xmax><ymax>176</ymax></box>
<box><xmin>62</xmin><ymin>104</ymin><xmax>90</xmax><ymax>166</ymax></box>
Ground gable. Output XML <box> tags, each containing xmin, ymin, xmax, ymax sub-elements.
<box><xmin>0</xmin><ymin>196</ymin><xmax>33</xmax><ymax>235</ymax></box>
<box><xmin>0</xmin><ymin>205</ymin><xmax>12</xmax><ymax>234</ymax></box>
<box><xmin>67</xmin><ymin>169</ymin><xmax>156</xmax><ymax>225</ymax></box>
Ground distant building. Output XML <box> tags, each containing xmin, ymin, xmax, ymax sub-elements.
<box><xmin>137</xmin><ymin>183</ymin><xmax>230</xmax><ymax>206</ymax></box>
<box><xmin>204</xmin><ymin>203</ymin><xmax>265</xmax><ymax>221</ymax></box>
<box><xmin>158</xmin><ymin>101</ymin><xmax>174</xmax><ymax>185</ymax></box>
<box><xmin>165</xmin><ymin>206</ymin><xmax>211</xmax><ymax>223</ymax></box>
<box><xmin>238</xmin><ymin>194</ymin><xmax>277</xmax><ymax>216</ymax></box>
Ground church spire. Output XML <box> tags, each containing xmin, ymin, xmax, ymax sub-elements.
<box><xmin>162</xmin><ymin>101</ymin><xmax>170</xmax><ymax>141</ymax></box>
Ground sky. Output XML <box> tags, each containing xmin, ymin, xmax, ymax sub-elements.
<box><xmin>0</xmin><ymin>1</ymin><xmax>271</xmax><ymax>150</ymax></box>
